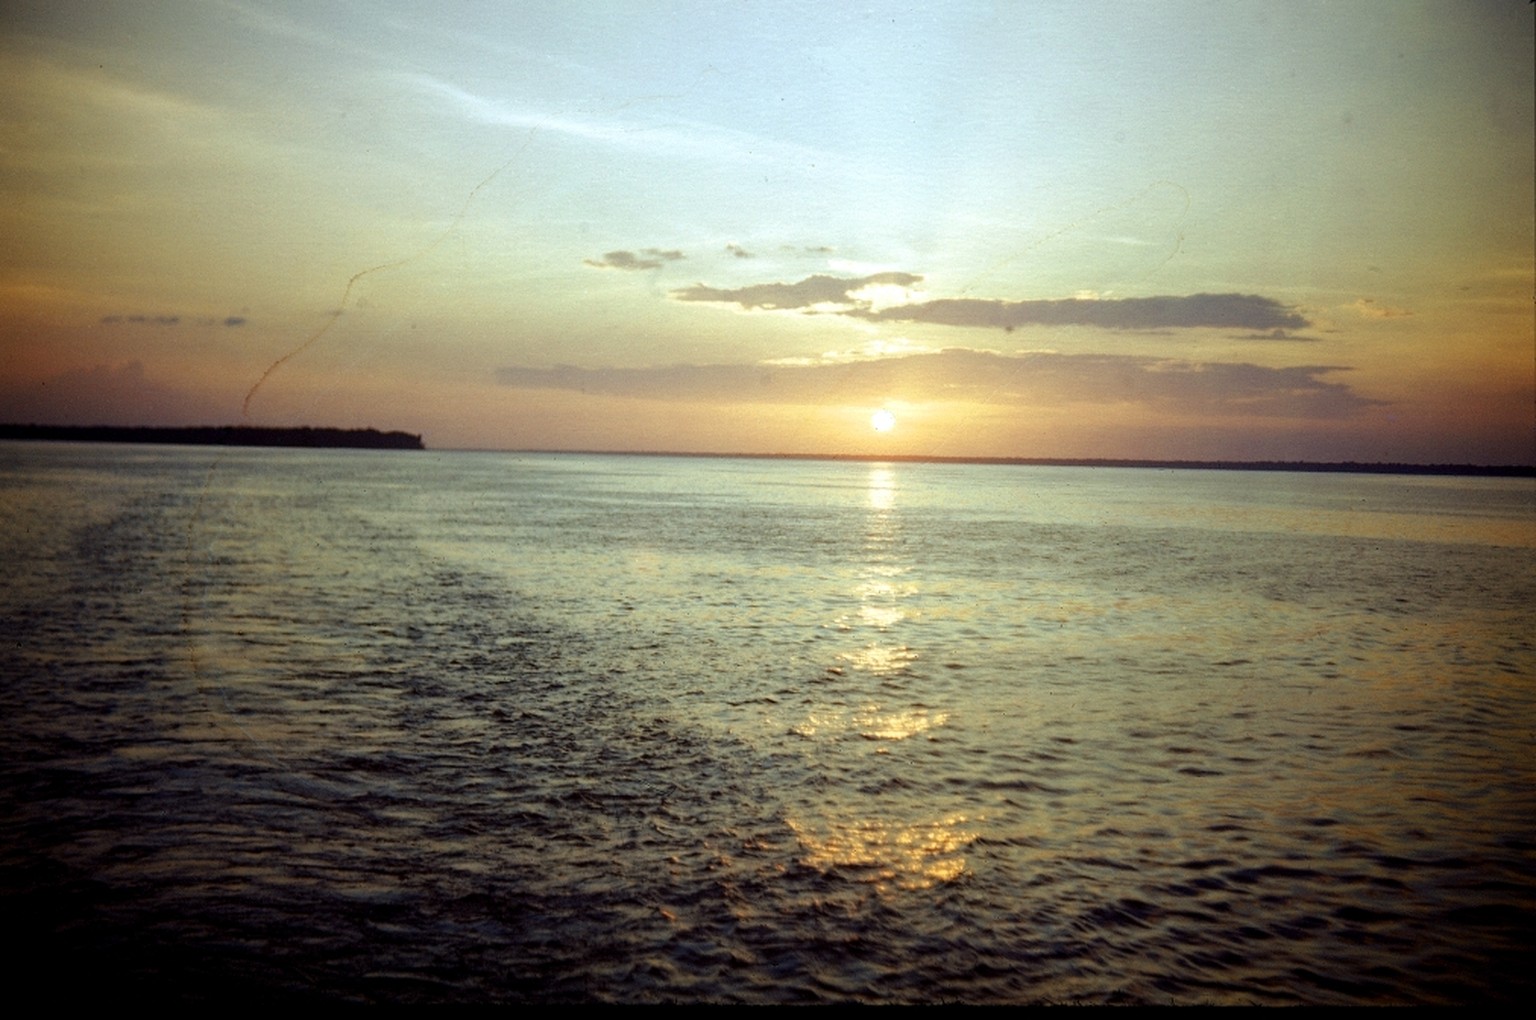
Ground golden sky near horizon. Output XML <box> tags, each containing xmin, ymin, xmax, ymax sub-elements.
<box><xmin>2</xmin><ymin>1</ymin><xmax>1532</xmax><ymax>462</ymax></box>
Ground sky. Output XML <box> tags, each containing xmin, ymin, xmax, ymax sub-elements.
<box><xmin>2</xmin><ymin>0</ymin><xmax>1532</xmax><ymax>463</ymax></box>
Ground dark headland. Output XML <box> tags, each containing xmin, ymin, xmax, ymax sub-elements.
<box><xmin>0</xmin><ymin>424</ymin><xmax>424</xmax><ymax>450</ymax></box>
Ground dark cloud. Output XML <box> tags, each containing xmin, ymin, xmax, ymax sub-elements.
<box><xmin>852</xmin><ymin>293</ymin><xmax>1309</xmax><ymax>332</ymax></box>
<box><xmin>726</xmin><ymin>243</ymin><xmax>754</xmax><ymax>258</ymax></box>
<box><xmin>584</xmin><ymin>248</ymin><xmax>685</xmax><ymax>271</ymax></box>
<box><xmin>669</xmin><ymin>272</ymin><xmax>1308</xmax><ymax>334</ymax></box>
<box><xmin>223</xmin><ymin>316</ymin><xmax>247</xmax><ymax>327</ymax></box>
<box><xmin>670</xmin><ymin>272</ymin><xmax>924</xmax><ymax>310</ymax></box>
<box><xmin>497</xmin><ymin>348</ymin><xmax>1376</xmax><ymax>419</ymax></box>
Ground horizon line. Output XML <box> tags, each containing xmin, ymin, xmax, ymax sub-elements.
<box><xmin>450</xmin><ymin>447</ymin><xmax>1536</xmax><ymax>478</ymax></box>
<box><xmin>4</xmin><ymin>423</ymin><xmax>1530</xmax><ymax>476</ymax></box>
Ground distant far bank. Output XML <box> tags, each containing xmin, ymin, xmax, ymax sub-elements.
<box><xmin>502</xmin><ymin>448</ymin><xmax>1535</xmax><ymax>478</ymax></box>
<box><xmin>3</xmin><ymin>429</ymin><xmax>1528</xmax><ymax>475</ymax></box>
<box><xmin>0</xmin><ymin>424</ymin><xmax>424</xmax><ymax>450</ymax></box>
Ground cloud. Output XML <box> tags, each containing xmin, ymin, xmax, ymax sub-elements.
<box><xmin>411</xmin><ymin>74</ymin><xmax>823</xmax><ymax>167</ymax></box>
<box><xmin>1351</xmin><ymin>298</ymin><xmax>1412</xmax><ymax>319</ymax></box>
<box><xmin>1230</xmin><ymin>329</ymin><xmax>1320</xmax><ymax>342</ymax></box>
<box><xmin>102</xmin><ymin>314</ymin><xmax>181</xmax><ymax>326</ymax></box>
<box><xmin>497</xmin><ymin>348</ymin><xmax>1377</xmax><ymax>419</ymax></box>
<box><xmin>99</xmin><ymin>312</ymin><xmax>250</xmax><ymax>327</ymax></box>
<box><xmin>726</xmin><ymin>244</ymin><xmax>754</xmax><ymax>259</ymax></box>
<box><xmin>584</xmin><ymin>249</ymin><xmax>685</xmax><ymax>271</ymax></box>
<box><xmin>670</xmin><ymin>271</ymin><xmax>1309</xmax><ymax>333</ymax></box>
<box><xmin>671</xmin><ymin>272</ymin><xmax>924</xmax><ymax>310</ymax></box>
<box><xmin>854</xmin><ymin>293</ymin><xmax>1310</xmax><ymax>332</ymax></box>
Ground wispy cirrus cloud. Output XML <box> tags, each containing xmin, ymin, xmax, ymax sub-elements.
<box><xmin>497</xmin><ymin>348</ymin><xmax>1376</xmax><ymax>419</ymax></box>
<box><xmin>409</xmin><ymin>74</ymin><xmax>822</xmax><ymax>166</ymax></box>
<box><xmin>584</xmin><ymin>249</ymin><xmax>685</xmax><ymax>271</ymax></box>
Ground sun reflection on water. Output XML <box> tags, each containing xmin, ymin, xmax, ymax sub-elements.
<box><xmin>787</xmin><ymin>813</ymin><xmax>977</xmax><ymax>891</ymax></box>
<box><xmin>797</xmin><ymin>463</ymin><xmax>949</xmax><ymax>737</ymax></box>
<box><xmin>838</xmin><ymin>642</ymin><xmax>916</xmax><ymax>676</ymax></box>
<box><xmin>789</xmin><ymin>703</ymin><xmax>947</xmax><ymax>740</ymax></box>
<box><xmin>832</xmin><ymin>464</ymin><xmax>919</xmax><ymax>660</ymax></box>
<box><xmin>867</xmin><ymin>465</ymin><xmax>897</xmax><ymax>512</ymax></box>
<box><xmin>789</xmin><ymin>464</ymin><xmax>970</xmax><ymax>890</ymax></box>
<box><xmin>855</xmin><ymin>706</ymin><xmax>949</xmax><ymax>740</ymax></box>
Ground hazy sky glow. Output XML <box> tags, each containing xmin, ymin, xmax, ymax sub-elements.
<box><xmin>3</xmin><ymin>1</ymin><xmax>1532</xmax><ymax>462</ymax></box>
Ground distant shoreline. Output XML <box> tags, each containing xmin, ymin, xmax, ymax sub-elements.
<box><xmin>0</xmin><ymin>424</ymin><xmax>424</xmax><ymax>450</ymax></box>
<box><xmin>4</xmin><ymin>427</ymin><xmax>1529</xmax><ymax>475</ymax></box>
<box><xmin>499</xmin><ymin>448</ymin><xmax>1536</xmax><ymax>478</ymax></box>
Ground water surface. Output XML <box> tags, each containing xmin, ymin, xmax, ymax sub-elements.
<box><xmin>2</xmin><ymin>443</ymin><xmax>1532</xmax><ymax>1003</ymax></box>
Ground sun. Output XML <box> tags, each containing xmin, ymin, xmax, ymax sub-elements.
<box><xmin>870</xmin><ymin>408</ymin><xmax>897</xmax><ymax>433</ymax></box>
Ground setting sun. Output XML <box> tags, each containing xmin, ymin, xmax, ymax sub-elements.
<box><xmin>871</xmin><ymin>409</ymin><xmax>896</xmax><ymax>433</ymax></box>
